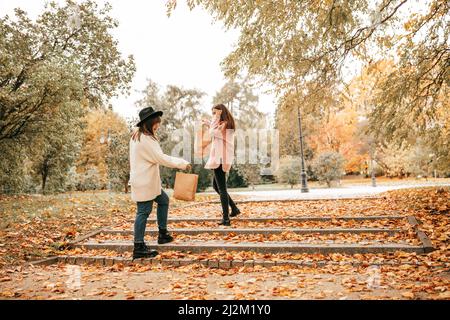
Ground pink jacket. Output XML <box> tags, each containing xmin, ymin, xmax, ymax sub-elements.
<box><xmin>204</xmin><ymin>118</ymin><xmax>235</xmax><ymax>173</ymax></box>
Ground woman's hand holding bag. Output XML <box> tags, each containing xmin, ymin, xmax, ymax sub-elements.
<box><xmin>173</xmin><ymin>163</ymin><xmax>198</xmax><ymax>201</ymax></box>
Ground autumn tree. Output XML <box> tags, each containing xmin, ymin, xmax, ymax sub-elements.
<box><xmin>0</xmin><ymin>0</ymin><xmax>135</xmax><ymax>193</ymax></box>
<box><xmin>0</xmin><ymin>0</ymin><xmax>135</xmax><ymax>140</ymax></box>
<box><xmin>75</xmin><ymin>108</ymin><xmax>130</xmax><ymax>191</ymax></box>
<box><xmin>170</xmin><ymin>0</ymin><xmax>449</xmax><ymax>166</ymax></box>
<box><xmin>213</xmin><ymin>77</ymin><xmax>265</xmax><ymax>129</ymax></box>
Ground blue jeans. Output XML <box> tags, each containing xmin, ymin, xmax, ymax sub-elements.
<box><xmin>134</xmin><ymin>189</ymin><xmax>169</xmax><ymax>243</ymax></box>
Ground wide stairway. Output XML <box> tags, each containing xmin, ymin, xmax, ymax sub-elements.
<box><xmin>35</xmin><ymin>198</ymin><xmax>434</xmax><ymax>269</ymax></box>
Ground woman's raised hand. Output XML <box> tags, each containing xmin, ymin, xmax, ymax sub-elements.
<box><xmin>185</xmin><ymin>163</ymin><xmax>192</xmax><ymax>171</ymax></box>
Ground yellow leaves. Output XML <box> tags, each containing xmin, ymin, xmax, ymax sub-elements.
<box><xmin>87</xmin><ymin>289</ymin><xmax>106</xmax><ymax>297</ymax></box>
<box><xmin>2</xmin><ymin>186</ymin><xmax>450</xmax><ymax>301</ymax></box>
<box><xmin>437</xmin><ymin>291</ymin><xmax>450</xmax><ymax>299</ymax></box>
<box><xmin>313</xmin><ymin>292</ymin><xmax>326</xmax><ymax>299</ymax></box>
<box><xmin>272</xmin><ymin>286</ymin><xmax>296</xmax><ymax>297</ymax></box>
<box><xmin>0</xmin><ymin>276</ymin><xmax>12</xmax><ymax>282</ymax></box>
<box><xmin>0</xmin><ymin>290</ymin><xmax>17</xmax><ymax>298</ymax></box>
<box><xmin>172</xmin><ymin>283</ymin><xmax>182</xmax><ymax>289</ymax></box>
<box><xmin>403</xmin><ymin>21</ymin><xmax>413</xmax><ymax>31</ymax></box>
<box><xmin>102</xmin><ymin>291</ymin><xmax>117</xmax><ymax>297</ymax></box>
<box><xmin>401</xmin><ymin>291</ymin><xmax>415</xmax><ymax>299</ymax></box>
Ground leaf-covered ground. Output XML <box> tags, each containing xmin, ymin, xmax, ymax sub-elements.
<box><xmin>0</xmin><ymin>187</ymin><xmax>449</xmax><ymax>299</ymax></box>
<box><xmin>0</xmin><ymin>191</ymin><xmax>218</xmax><ymax>269</ymax></box>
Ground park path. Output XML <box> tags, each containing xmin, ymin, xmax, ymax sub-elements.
<box><xmin>223</xmin><ymin>182</ymin><xmax>450</xmax><ymax>201</ymax></box>
<box><xmin>4</xmin><ymin>263</ymin><xmax>445</xmax><ymax>300</ymax></box>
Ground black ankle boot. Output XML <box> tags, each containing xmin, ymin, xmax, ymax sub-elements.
<box><xmin>218</xmin><ymin>215</ymin><xmax>231</xmax><ymax>226</ymax></box>
<box><xmin>133</xmin><ymin>242</ymin><xmax>158</xmax><ymax>259</ymax></box>
<box><xmin>230</xmin><ymin>209</ymin><xmax>241</xmax><ymax>217</ymax></box>
<box><xmin>158</xmin><ymin>228</ymin><xmax>174</xmax><ymax>244</ymax></box>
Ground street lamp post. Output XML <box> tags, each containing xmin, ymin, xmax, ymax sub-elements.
<box><xmin>297</xmin><ymin>106</ymin><xmax>309</xmax><ymax>193</ymax></box>
<box><xmin>371</xmin><ymin>157</ymin><xmax>377</xmax><ymax>187</ymax></box>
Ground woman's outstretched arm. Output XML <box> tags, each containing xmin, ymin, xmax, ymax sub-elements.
<box><xmin>142</xmin><ymin>137</ymin><xmax>189</xmax><ymax>170</ymax></box>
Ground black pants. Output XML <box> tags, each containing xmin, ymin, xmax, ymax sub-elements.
<box><xmin>213</xmin><ymin>165</ymin><xmax>239</xmax><ymax>218</ymax></box>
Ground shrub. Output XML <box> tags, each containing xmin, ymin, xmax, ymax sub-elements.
<box><xmin>275</xmin><ymin>156</ymin><xmax>302</xmax><ymax>188</ymax></box>
<box><xmin>312</xmin><ymin>152</ymin><xmax>345</xmax><ymax>188</ymax></box>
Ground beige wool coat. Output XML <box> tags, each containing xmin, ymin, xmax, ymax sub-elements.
<box><xmin>129</xmin><ymin>134</ymin><xmax>189</xmax><ymax>202</ymax></box>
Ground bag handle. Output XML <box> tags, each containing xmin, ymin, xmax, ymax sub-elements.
<box><xmin>184</xmin><ymin>163</ymin><xmax>193</xmax><ymax>173</ymax></box>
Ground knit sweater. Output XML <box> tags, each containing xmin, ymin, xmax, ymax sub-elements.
<box><xmin>129</xmin><ymin>134</ymin><xmax>189</xmax><ymax>202</ymax></box>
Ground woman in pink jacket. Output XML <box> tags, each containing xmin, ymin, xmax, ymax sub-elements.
<box><xmin>204</xmin><ymin>104</ymin><xmax>241</xmax><ymax>226</ymax></box>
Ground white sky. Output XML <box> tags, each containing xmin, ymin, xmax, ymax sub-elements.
<box><xmin>0</xmin><ymin>0</ymin><xmax>277</xmax><ymax>121</ymax></box>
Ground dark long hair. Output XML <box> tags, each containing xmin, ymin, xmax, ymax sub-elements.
<box><xmin>133</xmin><ymin>116</ymin><xmax>161</xmax><ymax>142</ymax></box>
<box><xmin>213</xmin><ymin>104</ymin><xmax>236</xmax><ymax>130</ymax></box>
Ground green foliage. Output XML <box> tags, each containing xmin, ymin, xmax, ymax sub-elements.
<box><xmin>30</xmin><ymin>100</ymin><xmax>84</xmax><ymax>193</ymax></box>
<box><xmin>312</xmin><ymin>152</ymin><xmax>345</xmax><ymax>188</ymax></box>
<box><xmin>106</xmin><ymin>129</ymin><xmax>131</xmax><ymax>192</ymax></box>
<box><xmin>0</xmin><ymin>0</ymin><xmax>135</xmax><ymax>141</ymax></box>
<box><xmin>0</xmin><ymin>140</ymin><xmax>29</xmax><ymax>193</ymax></box>
<box><xmin>75</xmin><ymin>167</ymin><xmax>103</xmax><ymax>191</ymax></box>
<box><xmin>213</xmin><ymin>77</ymin><xmax>266</xmax><ymax>129</ymax></box>
<box><xmin>193</xmin><ymin>164</ymin><xmax>213</xmax><ymax>192</ymax></box>
<box><xmin>234</xmin><ymin>164</ymin><xmax>261</xmax><ymax>189</ymax></box>
<box><xmin>172</xmin><ymin>0</ymin><xmax>450</xmax><ymax>171</ymax></box>
<box><xmin>227</xmin><ymin>167</ymin><xmax>248</xmax><ymax>188</ymax></box>
<box><xmin>275</xmin><ymin>156</ymin><xmax>302</xmax><ymax>188</ymax></box>
<box><xmin>0</xmin><ymin>1</ymin><xmax>135</xmax><ymax>194</ymax></box>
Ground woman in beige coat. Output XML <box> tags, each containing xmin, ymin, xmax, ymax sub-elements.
<box><xmin>129</xmin><ymin>107</ymin><xmax>191</xmax><ymax>259</ymax></box>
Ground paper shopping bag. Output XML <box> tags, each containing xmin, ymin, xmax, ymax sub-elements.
<box><xmin>173</xmin><ymin>172</ymin><xmax>199</xmax><ymax>201</ymax></box>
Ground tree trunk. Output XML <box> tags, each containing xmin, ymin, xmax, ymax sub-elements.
<box><xmin>40</xmin><ymin>158</ymin><xmax>49</xmax><ymax>193</ymax></box>
<box><xmin>41</xmin><ymin>170</ymin><xmax>48</xmax><ymax>193</ymax></box>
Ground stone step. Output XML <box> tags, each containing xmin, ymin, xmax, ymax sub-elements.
<box><xmin>76</xmin><ymin>241</ymin><xmax>425</xmax><ymax>254</ymax></box>
<box><xmin>102</xmin><ymin>228</ymin><xmax>402</xmax><ymax>236</ymax></box>
<box><xmin>132</xmin><ymin>215</ymin><xmax>406</xmax><ymax>223</ymax></box>
<box><xmin>36</xmin><ymin>254</ymin><xmax>438</xmax><ymax>269</ymax></box>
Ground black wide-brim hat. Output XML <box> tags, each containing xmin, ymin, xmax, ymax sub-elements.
<box><xmin>136</xmin><ymin>107</ymin><xmax>163</xmax><ymax>127</ymax></box>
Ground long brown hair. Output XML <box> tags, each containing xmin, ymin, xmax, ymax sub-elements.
<box><xmin>132</xmin><ymin>116</ymin><xmax>161</xmax><ymax>142</ymax></box>
<box><xmin>213</xmin><ymin>104</ymin><xmax>236</xmax><ymax>130</ymax></box>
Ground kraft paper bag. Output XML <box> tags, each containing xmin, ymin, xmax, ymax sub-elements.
<box><xmin>173</xmin><ymin>172</ymin><xmax>199</xmax><ymax>201</ymax></box>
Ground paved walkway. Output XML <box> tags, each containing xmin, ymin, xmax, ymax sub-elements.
<box><xmin>217</xmin><ymin>183</ymin><xmax>450</xmax><ymax>201</ymax></box>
